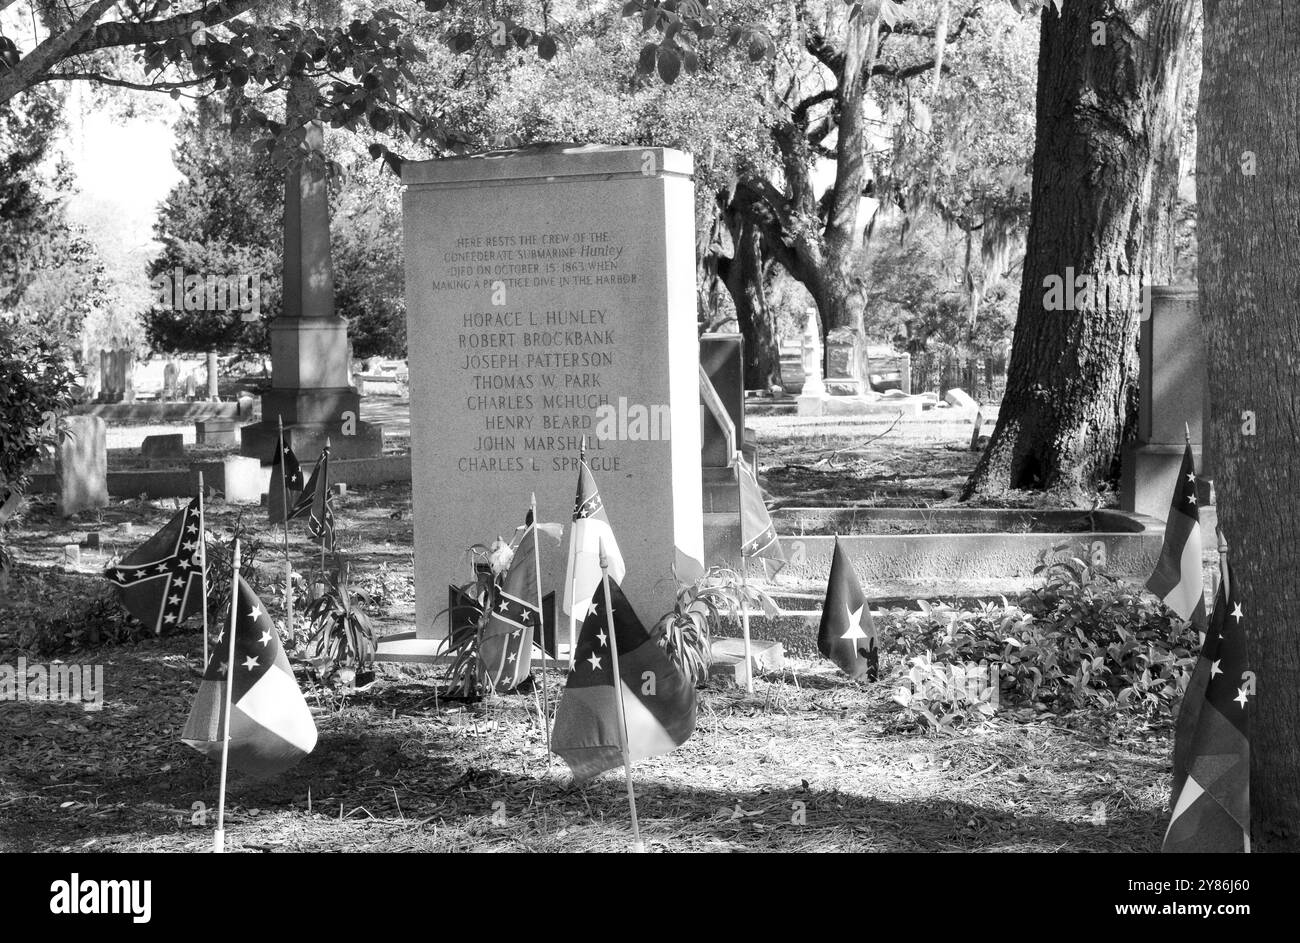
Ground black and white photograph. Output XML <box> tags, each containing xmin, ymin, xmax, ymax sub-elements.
<box><xmin>0</xmin><ymin>0</ymin><xmax>1288</xmax><ymax>903</ymax></box>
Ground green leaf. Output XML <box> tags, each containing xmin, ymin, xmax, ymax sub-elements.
<box><xmin>657</xmin><ymin>46</ymin><xmax>681</xmax><ymax>83</ymax></box>
<box><xmin>636</xmin><ymin>42</ymin><xmax>657</xmax><ymax>75</ymax></box>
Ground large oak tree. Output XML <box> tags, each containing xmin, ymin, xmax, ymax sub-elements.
<box><xmin>1198</xmin><ymin>0</ymin><xmax>1300</xmax><ymax>851</ymax></box>
<box><xmin>962</xmin><ymin>0</ymin><xmax>1200</xmax><ymax>501</ymax></box>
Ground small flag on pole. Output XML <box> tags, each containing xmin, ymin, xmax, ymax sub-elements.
<box><xmin>290</xmin><ymin>444</ymin><xmax>335</xmax><ymax>550</ymax></box>
<box><xmin>268</xmin><ymin>437</ymin><xmax>304</xmax><ymax>522</ymax></box>
<box><xmin>737</xmin><ymin>457</ymin><xmax>785</xmax><ymax>575</ymax></box>
<box><xmin>481</xmin><ymin>521</ymin><xmax>543</xmax><ymax>694</ymax></box>
<box><xmin>562</xmin><ymin>459</ymin><xmax>624</xmax><ymax>621</ymax></box>
<box><xmin>103</xmin><ymin>498</ymin><xmax>206</xmax><ymax>634</ymax></box>
<box><xmin>1146</xmin><ymin>442</ymin><xmax>1207</xmax><ymax>628</ymax></box>
<box><xmin>182</xmin><ymin>575</ymin><xmax>318</xmax><ymax>777</ymax></box>
<box><xmin>552</xmin><ymin>577</ymin><xmax>696</xmax><ymax>783</ymax></box>
<box><xmin>817</xmin><ymin>537</ymin><xmax>879</xmax><ymax>680</ymax></box>
<box><xmin>1163</xmin><ymin>560</ymin><xmax>1250</xmax><ymax>852</ymax></box>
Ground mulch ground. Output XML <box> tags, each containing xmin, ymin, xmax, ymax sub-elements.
<box><xmin>0</xmin><ymin>630</ymin><xmax>1172</xmax><ymax>853</ymax></box>
<box><xmin>0</xmin><ymin>423</ymin><xmax>1174</xmax><ymax>852</ymax></box>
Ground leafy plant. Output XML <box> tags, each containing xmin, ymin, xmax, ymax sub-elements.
<box><xmin>441</xmin><ymin>555</ymin><xmax>494</xmax><ymax>701</ymax></box>
<box><xmin>203</xmin><ymin>508</ymin><xmax>264</xmax><ymax>627</ymax></box>
<box><xmin>892</xmin><ymin>652</ymin><xmax>999</xmax><ymax>729</ymax></box>
<box><xmin>652</xmin><ymin>566</ymin><xmax>779</xmax><ymax>686</ymax></box>
<box><xmin>879</xmin><ymin>545</ymin><xmax>1201</xmax><ymax>725</ymax></box>
<box><xmin>11</xmin><ymin>576</ymin><xmax>149</xmax><ymax>655</ymax></box>
<box><xmin>303</xmin><ymin>555</ymin><xmax>375</xmax><ymax>689</ymax></box>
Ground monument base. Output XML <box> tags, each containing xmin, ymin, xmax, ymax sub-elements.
<box><xmin>374</xmin><ymin>631</ymin><xmax>575</xmax><ymax>668</ymax></box>
<box><xmin>240</xmin><ymin>417</ymin><xmax>383</xmax><ymax>462</ymax></box>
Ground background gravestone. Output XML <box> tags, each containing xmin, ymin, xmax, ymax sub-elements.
<box><xmin>57</xmin><ymin>416</ymin><xmax>108</xmax><ymax>517</ymax></box>
<box><xmin>396</xmin><ymin>144</ymin><xmax>704</xmax><ymax>653</ymax></box>
<box><xmin>141</xmin><ymin>434</ymin><xmax>185</xmax><ymax>461</ymax></box>
<box><xmin>1121</xmin><ymin>284</ymin><xmax>1210</xmax><ymax>520</ymax></box>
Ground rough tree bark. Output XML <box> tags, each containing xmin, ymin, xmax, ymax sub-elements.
<box><xmin>962</xmin><ymin>0</ymin><xmax>1199</xmax><ymax>501</ymax></box>
<box><xmin>724</xmin><ymin>215</ymin><xmax>783</xmax><ymax>389</ymax></box>
<box><xmin>1198</xmin><ymin>0</ymin><xmax>1300</xmax><ymax>851</ymax></box>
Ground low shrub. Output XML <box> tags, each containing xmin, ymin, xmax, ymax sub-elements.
<box><xmin>880</xmin><ymin>553</ymin><xmax>1200</xmax><ymax>726</ymax></box>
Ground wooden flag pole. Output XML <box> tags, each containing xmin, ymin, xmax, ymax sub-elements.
<box><xmin>1216</xmin><ymin>525</ymin><xmax>1230</xmax><ymax>598</ymax></box>
<box><xmin>738</xmin><ymin>556</ymin><xmax>756</xmax><ymax>695</ymax></box>
<box><xmin>319</xmin><ymin>437</ymin><xmax>331</xmax><ymax>578</ymax></box>
<box><xmin>277</xmin><ymin>416</ymin><xmax>294</xmax><ymax>638</ymax></box>
<box><xmin>214</xmin><ymin>539</ymin><xmax>241</xmax><ymax>854</ymax></box>
<box><xmin>531</xmin><ymin>492</ymin><xmax>553</xmax><ymax>766</ymax></box>
<box><xmin>198</xmin><ymin>472</ymin><xmax>209</xmax><ymax>667</ymax></box>
<box><xmin>567</xmin><ymin>436</ymin><xmax>587</xmax><ymax>670</ymax></box>
<box><xmin>598</xmin><ymin>539</ymin><xmax>644</xmax><ymax>853</ymax></box>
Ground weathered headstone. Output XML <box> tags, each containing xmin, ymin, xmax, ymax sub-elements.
<box><xmin>943</xmin><ymin>387</ymin><xmax>979</xmax><ymax>416</ymax></box>
<box><xmin>56</xmin><ymin>415</ymin><xmax>109</xmax><ymax>517</ymax></box>
<box><xmin>1121</xmin><ymin>285</ymin><xmax>1210</xmax><ymax>519</ymax></box>
<box><xmin>163</xmin><ymin>361</ymin><xmax>179</xmax><ymax>401</ymax></box>
<box><xmin>196</xmin><ymin>418</ymin><xmax>239</xmax><ymax>446</ymax></box>
<box><xmin>394</xmin><ymin>144</ymin><xmax>704</xmax><ymax>653</ymax></box>
<box><xmin>184</xmin><ymin>371</ymin><xmax>198</xmax><ymax>400</ymax></box>
<box><xmin>222</xmin><ymin>456</ymin><xmax>265</xmax><ymax>504</ymax></box>
<box><xmin>825</xmin><ymin>327</ymin><xmax>867</xmax><ymax>395</ymax></box>
<box><xmin>796</xmin><ymin>308</ymin><xmax>827</xmax><ymax>416</ymax></box>
<box><xmin>700</xmin><ymin>334</ymin><xmax>745</xmax><ymax>443</ymax></box>
<box><xmin>141</xmin><ymin>433</ymin><xmax>185</xmax><ymax>460</ymax></box>
<box><xmin>121</xmin><ymin>349</ymin><xmax>136</xmax><ymax>404</ymax></box>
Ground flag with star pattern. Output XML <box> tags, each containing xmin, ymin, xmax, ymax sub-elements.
<box><xmin>290</xmin><ymin>443</ymin><xmax>334</xmax><ymax>550</ymax></box>
<box><xmin>267</xmin><ymin>436</ymin><xmax>304</xmax><ymax>522</ymax></box>
<box><xmin>817</xmin><ymin>537</ymin><xmax>879</xmax><ymax>680</ymax></box>
<box><xmin>562</xmin><ymin>459</ymin><xmax>625</xmax><ymax>624</ymax></box>
<box><xmin>103</xmin><ymin>498</ymin><xmax>206</xmax><ymax>634</ymax></box>
<box><xmin>552</xmin><ymin>576</ymin><xmax>696</xmax><ymax>783</ymax></box>
<box><xmin>182</xmin><ymin>574</ymin><xmax>318</xmax><ymax>777</ymax></box>
<box><xmin>738</xmin><ymin>457</ymin><xmax>785</xmax><ymax>576</ymax></box>
<box><xmin>1163</xmin><ymin>559</ymin><xmax>1251</xmax><ymax>852</ymax></box>
<box><xmin>481</xmin><ymin>521</ymin><xmax>543</xmax><ymax>693</ymax></box>
<box><xmin>1146</xmin><ymin>442</ymin><xmax>1207</xmax><ymax>629</ymax></box>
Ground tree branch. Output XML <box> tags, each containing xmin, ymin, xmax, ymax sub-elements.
<box><xmin>872</xmin><ymin>58</ymin><xmax>950</xmax><ymax>81</ymax></box>
<box><xmin>0</xmin><ymin>0</ymin><xmax>118</xmax><ymax>106</ymax></box>
<box><xmin>66</xmin><ymin>0</ymin><xmax>259</xmax><ymax>56</ymax></box>
<box><xmin>40</xmin><ymin>70</ymin><xmax>211</xmax><ymax>92</ymax></box>
<box><xmin>886</xmin><ymin>1</ymin><xmax>983</xmax><ymax>43</ymax></box>
<box><xmin>792</xmin><ymin>87</ymin><xmax>835</xmax><ymax>124</ymax></box>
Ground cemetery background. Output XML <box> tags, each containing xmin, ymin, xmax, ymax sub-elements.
<box><xmin>0</xmin><ymin>0</ymin><xmax>1277</xmax><ymax>854</ymax></box>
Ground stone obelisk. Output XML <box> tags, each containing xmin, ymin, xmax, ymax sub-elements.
<box><xmin>240</xmin><ymin>79</ymin><xmax>382</xmax><ymax>461</ymax></box>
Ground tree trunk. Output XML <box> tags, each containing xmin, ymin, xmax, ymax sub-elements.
<box><xmin>722</xmin><ymin>215</ymin><xmax>782</xmax><ymax>390</ymax></box>
<box><xmin>962</xmin><ymin>0</ymin><xmax>1199</xmax><ymax>502</ymax></box>
<box><xmin>1198</xmin><ymin>0</ymin><xmax>1300</xmax><ymax>851</ymax></box>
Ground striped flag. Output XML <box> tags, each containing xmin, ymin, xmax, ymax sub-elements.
<box><xmin>290</xmin><ymin>443</ymin><xmax>335</xmax><ymax>550</ymax></box>
<box><xmin>817</xmin><ymin>537</ymin><xmax>879</xmax><ymax>680</ymax></box>
<box><xmin>562</xmin><ymin>459</ymin><xmax>624</xmax><ymax>621</ymax></box>
<box><xmin>267</xmin><ymin>437</ymin><xmax>304</xmax><ymax>522</ymax></box>
<box><xmin>552</xmin><ymin>576</ymin><xmax>696</xmax><ymax>783</ymax></box>
<box><xmin>103</xmin><ymin>498</ymin><xmax>206</xmax><ymax>634</ymax></box>
<box><xmin>1163</xmin><ymin>560</ymin><xmax>1251</xmax><ymax>852</ymax></box>
<box><xmin>481</xmin><ymin>521</ymin><xmax>542</xmax><ymax>693</ymax></box>
<box><xmin>1146</xmin><ymin>442</ymin><xmax>1206</xmax><ymax>628</ymax></box>
<box><xmin>182</xmin><ymin>575</ymin><xmax>317</xmax><ymax>777</ymax></box>
<box><xmin>737</xmin><ymin>457</ymin><xmax>785</xmax><ymax>575</ymax></box>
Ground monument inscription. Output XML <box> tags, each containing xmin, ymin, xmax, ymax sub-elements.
<box><xmin>399</xmin><ymin>145</ymin><xmax>703</xmax><ymax>650</ymax></box>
